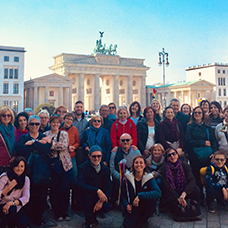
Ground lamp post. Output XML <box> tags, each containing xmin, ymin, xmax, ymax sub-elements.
<box><xmin>158</xmin><ymin>48</ymin><xmax>169</xmax><ymax>108</ymax></box>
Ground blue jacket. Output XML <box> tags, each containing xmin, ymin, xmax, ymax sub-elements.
<box><xmin>121</xmin><ymin>171</ymin><xmax>161</xmax><ymax>212</ymax></box>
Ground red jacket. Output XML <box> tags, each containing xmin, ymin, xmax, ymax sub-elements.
<box><xmin>110</xmin><ymin>118</ymin><xmax>137</xmax><ymax>148</ymax></box>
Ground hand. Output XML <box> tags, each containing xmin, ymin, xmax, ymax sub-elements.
<box><xmin>97</xmin><ymin>189</ymin><xmax>107</xmax><ymax>202</ymax></box>
<box><xmin>223</xmin><ymin>187</ymin><xmax>228</xmax><ymax>201</ymax></box>
<box><xmin>133</xmin><ymin>196</ymin><xmax>140</xmax><ymax>207</ymax></box>
<box><xmin>38</xmin><ymin>139</ymin><xmax>48</xmax><ymax>144</ymax></box>
<box><xmin>176</xmin><ymin>148</ymin><xmax>183</xmax><ymax>156</ymax></box>
<box><xmin>132</xmin><ymin>145</ymin><xmax>138</xmax><ymax>150</ymax></box>
<box><xmin>40</xmin><ymin>136</ymin><xmax>51</xmax><ymax>144</ymax></box>
<box><xmin>111</xmin><ymin>146</ymin><xmax>118</xmax><ymax>152</ymax></box>
<box><xmin>210</xmin><ymin>153</ymin><xmax>214</xmax><ymax>161</ymax></box>
<box><xmin>85</xmin><ymin>146</ymin><xmax>90</xmax><ymax>152</ymax></box>
<box><xmin>103</xmin><ymin>161</ymin><xmax>108</xmax><ymax>166</ymax></box>
<box><xmin>178</xmin><ymin>192</ymin><xmax>187</xmax><ymax>207</ymax></box>
<box><xmin>9</xmin><ymin>156</ymin><xmax>15</xmax><ymax>163</ymax></box>
<box><xmin>25</xmin><ymin>140</ymin><xmax>34</xmax><ymax>145</ymax></box>
<box><xmin>126</xmin><ymin>204</ymin><xmax>132</xmax><ymax>213</ymax></box>
<box><xmin>69</xmin><ymin>146</ymin><xmax>75</xmax><ymax>153</ymax></box>
<box><xmin>219</xmin><ymin>112</ymin><xmax>224</xmax><ymax>119</ymax></box>
<box><xmin>93</xmin><ymin>200</ymin><xmax>103</xmax><ymax>212</ymax></box>
<box><xmin>205</xmin><ymin>141</ymin><xmax>211</xmax><ymax>146</ymax></box>
<box><xmin>3</xmin><ymin>202</ymin><xmax>12</xmax><ymax>215</ymax></box>
<box><xmin>143</xmin><ymin>149</ymin><xmax>151</xmax><ymax>158</ymax></box>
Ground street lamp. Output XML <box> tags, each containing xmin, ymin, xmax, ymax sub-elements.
<box><xmin>158</xmin><ymin>48</ymin><xmax>169</xmax><ymax>108</ymax></box>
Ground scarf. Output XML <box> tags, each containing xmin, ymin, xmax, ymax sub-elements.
<box><xmin>163</xmin><ymin>117</ymin><xmax>179</xmax><ymax>139</ymax></box>
<box><xmin>166</xmin><ymin>159</ymin><xmax>186</xmax><ymax>194</ymax></box>
<box><xmin>0</xmin><ymin>123</ymin><xmax>15</xmax><ymax>157</ymax></box>
<box><xmin>87</xmin><ymin>126</ymin><xmax>104</xmax><ymax>147</ymax></box>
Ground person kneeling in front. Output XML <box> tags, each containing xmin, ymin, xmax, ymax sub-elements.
<box><xmin>78</xmin><ymin>145</ymin><xmax>111</xmax><ymax>228</ymax></box>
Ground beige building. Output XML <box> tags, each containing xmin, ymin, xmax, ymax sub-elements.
<box><xmin>186</xmin><ymin>62</ymin><xmax>228</xmax><ymax>107</ymax></box>
<box><xmin>146</xmin><ymin>80</ymin><xmax>215</xmax><ymax>108</ymax></box>
<box><xmin>49</xmin><ymin>53</ymin><xmax>149</xmax><ymax>111</ymax></box>
<box><xmin>24</xmin><ymin>73</ymin><xmax>73</xmax><ymax>110</ymax></box>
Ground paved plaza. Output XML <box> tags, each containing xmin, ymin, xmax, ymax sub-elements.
<box><xmin>40</xmin><ymin>205</ymin><xmax>228</xmax><ymax>228</ymax></box>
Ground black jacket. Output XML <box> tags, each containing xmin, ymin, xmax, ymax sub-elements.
<box><xmin>137</xmin><ymin>117</ymin><xmax>159</xmax><ymax>154</ymax></box>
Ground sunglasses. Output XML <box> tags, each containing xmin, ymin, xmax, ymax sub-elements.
<box><xmin>167</xmin><ymin>152</ymin><xmax>177</xmax><ymax>158</ymax></box>
<box><xmin>215</xmin><ymin>158</ymin><xmax>225</xmax><ymax>162</ymax></box>
<box><xmin>109</xmin><ymin>106</ymin><xmax>115</xmax><ymax>109</ymax></box>
<box><xmin>29</xmin><ymin>123</ymin><xmax>40</xmax><ymax>126</ymax></box>
<box><xmin>93</xmin><ymin>120</ymin><xmax>101</xmax><ymax>123</ymax></box>
<box><xmin>1</xmin><ymin>114</ymin><xmax>11</xmax><ymax>118</ymax></box>
<box><xmin>194</xmin><ymin>112</ymin><xmax>202</xmax><ymax>115</ymax></box>
<box><xmin>121</xmin><ymin>139</ymin><xmax>131</xmax><ymax>142</ymax></box>
<box><xmin>91</xmin><ymin>155</ymin><xmax>102</xmax><ymax>159</ymax></box>
<box><xmin>51</xmin><ymin>114</ymin><xmax>61</xmax><ymax>117</ymax></box>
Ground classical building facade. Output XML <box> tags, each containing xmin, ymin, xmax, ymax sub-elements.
<box><xmin>146</xmin><ymin>80</ymin><xmax>215</xmax><ymax>108</ymax></box>
<box><xmin>0</xmin><ymin>45</ymin><xmax>26</xmax><ymax>112</ymax></box>
<box><xmin>24</xmin><ymin>73</ymin><xmax>73</xmax><ymax>110</ymax></box>
<box><xmin>49</xmin><ymin>53</ymin><xmax>149</xmax><ymax>111</ymax></box>
<box><xmin>186</xmin><ymin>62</ymin><xmax>228</xmax><ymax>107</ymax></box>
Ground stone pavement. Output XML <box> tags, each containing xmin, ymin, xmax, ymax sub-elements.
<box><xmin>40</xmin><ymin>204</ymin><xmax>228</xmax><ymax>228</ymax></box>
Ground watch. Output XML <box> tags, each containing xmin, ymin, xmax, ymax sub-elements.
<box><xmin>13</xmin><ymin>200</ymin><xmax>16</xmax><ymax>206</ymax></box>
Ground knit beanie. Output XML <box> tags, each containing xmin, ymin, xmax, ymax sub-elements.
<box><xmin>89</xmin><ymin>145</ymin><xmax>102</xmax><ymax>154</ymax></box>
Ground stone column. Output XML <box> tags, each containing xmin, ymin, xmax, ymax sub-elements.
<box><xmin>68</xmin><ymin>87</ymin><xmax>72</xmax><ymax>111</ymax></box>
<box><xmin>94</xmin><ymin>74</ymin><xmax>101</xmax><ymax>111</ymax></box>
<box><xmin>181</xmin><ymin>91</ymin><xmax>184</xmax><ymax>104</ymax></box>
<box><xmin>44</xmin><ymin>86</ymin><xmax>49</xmax><ymax>103</ymax></box>
<box><xmin>167</xmin><ymin>92</ymin><xmax>171</xmax><ymax>104</ymax></box>
<box><xmin>128</xmin><ymin>75</ymin><xmax>133</xmax><ymax>106</ymax></box>
<box><xmin>58</xmin><ymin>86</ymin><xmax>63</xmax><ymax>105</ymax></box>
<box><xmin>140</xmin><ymin>76</ymin><xmax>146</xmax><ymax>108</ymax></box>
<box><xmin>26</xmin><ymin>88</ymin><xmax>29</xmax><ymax>108</ymax></box>
<box><xmin>65</xmin><ymin>87</ymin><xmax>69</xmax><ymax>110</ymax></box>
<box><xmin>78</xmin><ymin>74</ymin><xmax>85</xmax><ymax>103</ymax></box>
<box><xmin>34</xmin><ymin>86</ymin><xmax>38</xmax><ymax>109</ymax></box>
<box><xmin>113</xmin><ymin>75</ymin><xmax>119</xmax><ymax>108</ymax></box>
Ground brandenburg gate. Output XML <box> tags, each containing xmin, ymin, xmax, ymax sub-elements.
<box><xmin>49</xmin><ymin>32</ymin><xmax>149</xmax><ymax>111</ymax></box>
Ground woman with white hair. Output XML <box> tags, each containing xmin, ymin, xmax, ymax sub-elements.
<box><xmin>38</xmin><ymin>109</ymin><xmax>51</xmax><ymax>133</ymax></box>
<box><xmin>0</xmin><ymin>106</ymin><xmax>15</xmax><ymax>175</ymax></box>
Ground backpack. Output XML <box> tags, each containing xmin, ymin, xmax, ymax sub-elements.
<box><xmin>200</xmin><ymin>165</ymin><xmax>228</xmax><ymax>186</ymax></box>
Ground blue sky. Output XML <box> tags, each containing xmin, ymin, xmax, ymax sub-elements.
<box><xmin>1</xmin><ymin>0</ymin><xmax>228</xmax><ymax>85</ymax></box>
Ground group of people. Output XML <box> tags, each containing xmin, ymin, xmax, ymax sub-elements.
<box><xmin>0</xmin><ymin>98</ymin><xmax>228</xmax><ymax>228</ymax></box>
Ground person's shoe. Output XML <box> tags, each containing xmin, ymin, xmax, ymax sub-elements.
<box><xmin>64</xmin><ymin>215</ymin><xmax>71</xmax><ymax>221</ymax></box>
<box><xmin>91</xmin><ymin>218</ymin><xmax>99</xmax><ymax>226</ymax></box>
<box><xmin>55</xmin><ymin>216</ymin><xmax>64</xmax><ymax>222</ymax></box>
<box><xmin>208</xmin><ymin>203</ymin><xmax>215</xmax><ymax>213</ymax></box>
<box><xmin>84</xmin><ymin>224</ymin><xmax>92</xmax><ymax>228</ymax></box>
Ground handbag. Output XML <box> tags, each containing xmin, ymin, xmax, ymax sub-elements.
<box><xmin>173</xmin><ymin>199</ymin><xmax>201</xmax><ymax>222</ymax></box>
<box><xmin>49</xmin><ymin>131</ymin><xmax>64</xmax><ymax>174</ymax></box>
<box><xmin>193</xmin><ymin>128</ymin><xmax>213</xmax><ymax>161</ymax></box>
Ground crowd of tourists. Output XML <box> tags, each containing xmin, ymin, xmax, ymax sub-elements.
<box><xmin>1</xmin><ymin>98</ymin><xmax>228</xmax><ymax>228</ymax></box>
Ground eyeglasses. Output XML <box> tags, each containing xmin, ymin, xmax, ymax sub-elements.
<box><xmin>51</xmin><ymin>114</ymin><xmax>61</xmax><ymax>117</ymax></box>
<box><xmin>91</xmin><ymin>155</ymin><xmax>102</xmax><ymax>159</ymax></box>
<box><xmin>29</xmin><ymin>123</ymin><xmax>40</xmax><ymax>126</ymax></box>
<box><xmin>1</xmin><ymin>114</ymin><xmax>11</xmax><ymax>118</ymax></box>
<box><xmin>167</xmin><ymin>152</ymin><xmax>177</xmax><ymax>158</ymax></box>
<box><xmin>215</xmin><ymin>158</ymin><xmax>225</xmax><ymax>162</ymax></box>
<box><xmin>194</xmin><ymin>112</ymin><xmax>202</xmax><ymax>115</ymax></box>
<box><xmin>93</xmin><ymin>120</ymin><xmax>101</xmax><ymax>123</ymax></box>
<box><xmin>40</xmin><ymin>117</ymin><xmax>48</xmax><ymax>119</ymax></box>
<box><xmin>121</xmin><ymin>139</ymin><xmax>131</xmax><ymax>142</ymax></box>
<box><xmin>109</xmin><ymin>106</ymin><xmax>115</xmax><ymax>109</ymax></box>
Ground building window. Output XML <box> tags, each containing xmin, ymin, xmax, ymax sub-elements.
<box><xmin>224</xmin><ymin>89</ymin><xmax>226</xmax><ymax>96</ymax></box>
<box><xmin>223</xmin><ymin>78</ymin><xmax>226</xmax><ymax>85</ymax></box>
<box><xmin>225</xmin><ymin>101</ymin><xmax>227</xmax><ymax>106</ymax></box>
<box><xmin>218</xmin><ymin>78</ymin><xmax>221</xmax><ymax>85</ymax></box>
<box><xmin>223</xmin><ymin>70</ymin><xmax>226</xmax><ymax>74</ymax></box>
<box><xmin>3</xmin><ymin>101</ymin><xmax>9</xmax><ymax>106</ymax></box>
<box><xmin>3</xmin><ymin>83</ymin><xmax>9</xmax><ymax>94</ymax></box>
<box><xmin>4</xmin><ymin>56</ymin><xmax>9</xmax><ymax>62</ymax></box>
<box><xmin>218</xmin><ymin>69</ymin><xmax>221</xmax><ymax>74</ymax></box>
<box><xmin>9</xmin><ymin>69</ymin><xmax>13</xmax><ymax>79</ymax></box>
<box><xmin>12</xmin><ymin>101</ymin><xmax>18</xmax><ymax>113</ymax></box>
<box><xmin>50</xmin><ymin>91</ymin><xmax>54</xmax><ymax>96</ymax></box>
<box><xmin>14</xmin><ymin>57</ymin><xmax>19</xmax><ymax>62</ymax></box>
<box><xmin>13</xmin><ymin>83</ymin><xmax>19</xmax><ymax>94</ymax></box>
<box><xmin>14</xmin><ymin>69</ymin><xmax>18</xmax><ymax>79</ymax></box>
<box><xmin>4</xmin><ymin>69</ymin><xmax>8</xmax><ymax>79</ymax></box>
<box><xmin>199</xmin><ymin>72</ymin><xmax>201</xmax><ymax>77</ymax></box>
<box><xmin>219</xmin><ymin>88</ymin><xmax>221</xmax><ymax>96</ymax></box>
